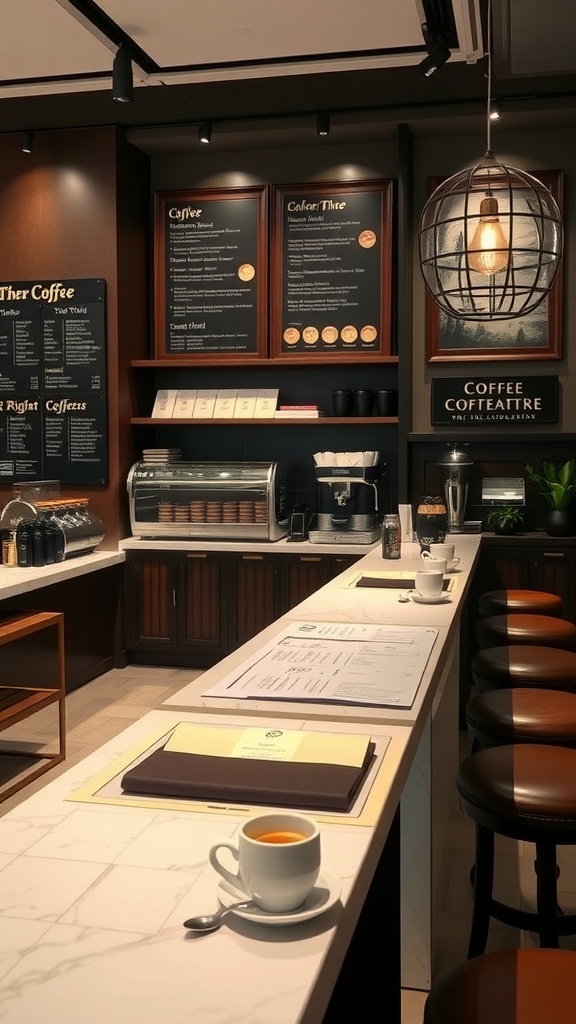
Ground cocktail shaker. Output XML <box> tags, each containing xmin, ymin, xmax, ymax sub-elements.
<box><xmin>437</xmin><ymin>444</ymin><xmax>473</xmax><ymax>533</ymax></box>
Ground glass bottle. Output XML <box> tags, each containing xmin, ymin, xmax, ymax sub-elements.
<box><xmin>382</xmin><ymin>513</ymin><xmax>401</xmax><ymax>559</ymax></box>
<box><xmin>32</xmin><ymin>520</ymin><xmax>45</xmax><ymax>567</ymax></box>
<box><xmin>16</xmin><ymin>520</ymin><xmax>33</xmax><ymax>567</ymax></box>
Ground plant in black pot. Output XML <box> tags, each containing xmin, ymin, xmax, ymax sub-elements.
<box><xmin>485</xmin><ymin>505</ymin><xmax>525</xmax><ymax>536</ymax></box>
<box><xmin>525</xmin><ymin>459</ymin><xmax>576</xmax><ymax>537</ymax></box>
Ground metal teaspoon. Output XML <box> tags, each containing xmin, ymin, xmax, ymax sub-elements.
<box><xmin>183</xmin><ymin>898</ymin><xmax>254</xmax><ymax>933</ymax></box>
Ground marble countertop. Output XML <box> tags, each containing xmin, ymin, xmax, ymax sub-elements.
<box><xmin>0</xmin><ymin>550</ymin><xmax>125</xmax><ymax>601</ymax></box>
<box><xmin>164</xmin><ymin>536</ymin><xmax>482</xmax><ymax>727</ymax></box>
<box><xmin>120</xmin><ymin>536</ymin><xmax>379</xmax><ymax>556</ymax></box>
<box><xmin>0</xmin><ymin>708</ymin><xmax>414</xmax><ymax>1024</ymax></box>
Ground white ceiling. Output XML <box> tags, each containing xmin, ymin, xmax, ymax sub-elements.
<box><xmin>0</xmin><ymin>0</ymin><xmax>483</xmax><ymax>100</ymax></box>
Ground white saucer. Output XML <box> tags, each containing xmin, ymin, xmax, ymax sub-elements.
<box><xmin>411</xmin><ymin>592</ymin><xmax>451</xmax><ymax>604</ymax></box>
<box><xmin>217</xmin><ymin>870</ymin><xmax>341</xmax><ymax>927</ymax></box>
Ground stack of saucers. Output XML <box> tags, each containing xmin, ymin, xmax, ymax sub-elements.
<box><xmin>142</xmin><ymin>448</ymin><xmax>181</xmax><ymax>464</ymax></box>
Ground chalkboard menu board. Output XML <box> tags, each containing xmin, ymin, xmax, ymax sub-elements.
<box><xmin>0</xmin><ymin>279</ymin><xmax>107</xmax><ymax>485</ymax></box>
<box><xmin>271</xmin><ymin>180</ymin><xmax>393</xmax><ymax>361</ymax></box>
<box><xmin>154</xmin><ymin>187</ymin><xmax>268</xmax><ymax>361</ymax></box>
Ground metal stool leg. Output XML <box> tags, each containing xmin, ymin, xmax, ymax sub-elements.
<box><xmin>468</xmin><ymin>824</ymin><xmax>494</xmax><ymax>959</ymax></box>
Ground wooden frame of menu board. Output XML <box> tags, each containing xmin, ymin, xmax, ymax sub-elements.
<box><xmin>270</xmin><ymin>179</ymin><xmax>393</xmax><ymax>362</ymax></box>
<box><xmin>154</xmin><ymin>186</ymin><xmax>268</xmax><ymax>361</ymax></box>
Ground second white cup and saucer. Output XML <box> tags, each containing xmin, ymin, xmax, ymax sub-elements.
<box><xmin>410</xmin><ymin>569</ymin><xmax>451</xmax><ymax>604</ymax></box>
<box><xmin>424</xmin><ymin>543</ymin><xmax>461</xmax><ymax>574</ymax></box>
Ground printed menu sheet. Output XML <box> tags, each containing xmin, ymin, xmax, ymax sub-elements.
<box><xmin>202</xmin><ymin>620</ymin><xmax>438</xmax><ymax>708</ymax></box>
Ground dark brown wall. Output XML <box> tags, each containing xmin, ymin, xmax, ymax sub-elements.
<box><xmin>0</xmin><ymin>127</ymin><xmax>150</xmax><ymax>546</ymax></box>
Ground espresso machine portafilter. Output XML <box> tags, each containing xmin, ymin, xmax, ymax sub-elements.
<box><xmin>437</xmin><ymin>444</ymin><xmax>473</xmax><ymax>533</ymax></box>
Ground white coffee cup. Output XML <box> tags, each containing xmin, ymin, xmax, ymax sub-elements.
<box><xmin>420</xmin><ymin>551</ymin><xmax>448</xmax><ymax>574</ymax></box>
<box><xmin>415</xmin><ymin>570</ymin><xmax>444</xmax><ymax>598</ymax></box>
<box><xmin>209</xmin><ymin>812</ymin><xmax>321</xmax><ymax>913</ymax></box>
<box><xmin>429</xmin><ymin>543</ymin><xmax>460</xmax><ymax>570</ymax></box>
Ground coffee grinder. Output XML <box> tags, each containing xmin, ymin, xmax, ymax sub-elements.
<box><xmin>437</xmin><ymin>444</ymin><xmax>473</xmax><ymax>533</ymax></box>
<box><xmin>309</xmin><ymin>456</ymin><xmax>383</xmax><ymax>544</ymax></box>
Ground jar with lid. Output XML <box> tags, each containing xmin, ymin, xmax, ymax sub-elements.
<box><xmin>414</xmin><ymin>496</ymin><xmax>448</xmax><ymax>551</ymax></box>
<box><xmin>381</xmin><ymin>513</ymin><xmax>401</xmax><ymax>559</ymax></box>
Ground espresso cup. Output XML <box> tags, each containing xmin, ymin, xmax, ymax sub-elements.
<box><xmin>415</xmin><ymin>570</ymin><xmax>444</xmax><ymax>598</ymax></box>
<box><xmin>209</xmin><ymin>812</ymin><xmax>321</xmax><ymax>912</ymax></box>
<box><xmin>420</xmin><ymin>552</ymin><xmax>448</xmax><ymax>574</ymax></box>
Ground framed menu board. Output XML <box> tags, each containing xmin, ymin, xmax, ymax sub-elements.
<box><xmin>0</xmin><ymin>278</ymin><xmax>108</xmax><ymax>485</ymax></box>
<box><xmin>270</xmin><ymin>180</ymin><xmax>393</xmax><ymax>361</ymax></box>
<box><xmin>154</xmin><ymin>186</ymin><xmax>268</xmax><ymax>360</ymax></box>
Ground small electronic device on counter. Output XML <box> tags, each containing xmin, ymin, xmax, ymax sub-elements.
<box><xmin>127</xmin><ymin>460</ymin><xmax>293</xmax><ymax>541</ymax></box>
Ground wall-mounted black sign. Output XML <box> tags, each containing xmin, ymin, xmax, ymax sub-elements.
<box><xmin>154</xmin><ymin>187</ymin><xmax>268</xmax><ymax>360</ymax></box>
<box><xmin>270</xmin><ymin>180</ymin><xmax>393</xmax><ymax>361</ymax></box>
<box><xmin>431</xmin><ymin>375</ymin><xmax>559</xmax><ymax>425</ymax></box>
<box><xmin>0</xmin><ymin>279</ymin><xmax>107</xmax><ymax>484</ymax></box>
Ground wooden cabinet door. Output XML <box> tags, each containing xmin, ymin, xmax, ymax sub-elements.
<box><xmin>531</xmin><ymin>548</ymin><xmax>574</xmax><ymax>621</ymax></box>
<box><xmin>124</xmin><ymin>551</ymin><xmax>177</xmax><ymax>649</ymax></box>
<box><xmin>328</xmin><ymin>554</ymin><xmax>361</xmax><ymax>580</ymax></box>
<box><xmin>178</xmin><ymin>552</ymin><xmax>227</xmax><ymax>656</ymax></box>
<box><xmin>281</xmin><ymin>554</ymin><xmax>332</xmax><ymax>613</ymax></box>
<box><xmin>233</xmin><ymin>553</ymin><xmax>279</xmax><ymax>648</ymax></box>
<box><xmin>479</xmin><ymin>546</ymin><xmax>530</xmax><ymax>591</ymax></box>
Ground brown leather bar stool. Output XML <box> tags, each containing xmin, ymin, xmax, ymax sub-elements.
<box><xmin>424</xmin><ymin>948</ymin><xmax>576</xmax><ymax>1024</ymax></box>
<box><xmin>476</xmin><ymin>613</ymin><xmax>576</xmax><ymax>651</ymax></box>
<box><xmin>465</xmin><ymin>688</ymin><xmax>576</xmax><ymax>749</ymax></box>
<box><xmin>478</xmin><ymin>589</ymin><xmax>563</xmax><ymax>617</ymax></box>
<box><xmin>457</xmin><ymin>744</ymin><xmax>576</xmax><ymax>956</ymax></box>
<box><xmin>471</xmin><ymin>645</ymin><xmax>576</xmax><ymax>693</ymax></box>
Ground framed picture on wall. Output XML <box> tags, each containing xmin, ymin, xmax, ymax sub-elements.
<box><xmin>425</xmin><ymin>170</ymin><xmax>563</xmax><ymax>363</ymax></box>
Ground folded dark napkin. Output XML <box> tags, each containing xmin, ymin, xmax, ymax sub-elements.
<box><xmin>355</xmin><ymin>575</ymin><xmax>449</xmax><ymax>591</ymax></box>
<box><xmin>121</xmin><ymin>743</ymin><xmax>375</xmax><ymax>812</ymax></box>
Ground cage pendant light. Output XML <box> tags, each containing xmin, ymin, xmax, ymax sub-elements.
<box><xmin>418</xmin><ymin>0</ymin><xmax>563</xmax><ymax>321</ymax></box>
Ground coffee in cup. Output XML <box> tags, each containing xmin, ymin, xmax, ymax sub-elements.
<box><xmin>209</xmin><ymin>812</ymin><xmax>321</xmax><ymax>912</ymax></box>
<box><xmin>415</xmin><ymin>570</ymin><xmax>444</xmax><ymax>598</ymax></box>
<box><xmin>429</xmin><ymin>543</ymin><xmax>460</xmax><ymax>570</ymax></box>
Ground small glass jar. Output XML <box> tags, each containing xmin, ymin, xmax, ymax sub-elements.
<box><xmin>414</xmin><ymin>496</ymin><xmax>448</xmax><ymax>551</ymax></box>
<box><xmin>382</xmin><ymin>513</ymin><xmax>401</xmax><ymax>559</ymax></box>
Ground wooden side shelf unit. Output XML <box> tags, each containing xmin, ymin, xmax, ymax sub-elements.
<box><xmin>0</xmin><ymin>610</ymin><xmax>66</xmax><ymax>802</ymax></box>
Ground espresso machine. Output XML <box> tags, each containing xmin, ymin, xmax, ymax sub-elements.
<box><xmin>437</xmin><ymin>444</ymin><xmax>473</xmax><ymax>533</ymax></box>
<box><xmin>309</xmin><ymin>453</ymin><xmax>383</xmax><ymax>544</ymax></box>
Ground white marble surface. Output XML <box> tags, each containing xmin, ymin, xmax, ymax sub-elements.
<box><xmin>0</xmin><ymin>551</ymin><xmax>125</xmax><ymax>601</ymax></box>
<box><xmin>163</xmin><ymin>536</ymin><xmax>481</xmax><ymax>728</ymax></box>
<box><xmin>0</xmin><ymin>709</ymin><xmax>413</xmax><ymax>1024</ymax></box>
<box><xmin>120</xmin><ymin>536</ymin><xmax>378</xmax><ymax>556</ymax></box>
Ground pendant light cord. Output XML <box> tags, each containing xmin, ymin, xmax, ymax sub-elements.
<box><xmin>486</xmin><ymin>0</ymin><xmax>492</xmax><ymax>153</ymax></box>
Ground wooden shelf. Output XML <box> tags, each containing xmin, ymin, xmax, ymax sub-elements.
<box><xmin>0</xmin><ymin>610</ymin><xmax>65</xmax><ymax>802</ymax></box>
<box><xmin>131</xmin><ymin>356</ymin><xmax>399</xmax><ymax>368</ymax></box>
<box><xmin>131</xmin><ymin>416</ymin><xmax>399</xmax><ymax>426</ymax></box>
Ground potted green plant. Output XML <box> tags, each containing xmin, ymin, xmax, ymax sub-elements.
<box><xmin>485</xmin><ymin>505</ymin><xmax>525</xmax><ymax>536</ymax></box>
<box><xmin>525</xmin><ymin>459</ymin><xmax>576</xmax><ymax>536</ymax></box>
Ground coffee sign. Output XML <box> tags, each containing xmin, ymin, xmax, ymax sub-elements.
<box><xmin>431</xmin><ymin>376</ymin><xmax>559</xmax><ymax>425</ymax></box>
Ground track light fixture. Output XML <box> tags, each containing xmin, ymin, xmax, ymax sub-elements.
<box><xmin>21</xmin><ymin>132</ymin><xmax>33</xmax><ymax>154</ymax></box>
<box><xmin>418</xmin><ymin>24</ymin><xmax>451</xmax><ymax>78</ymax></box>
<box><xmin>112</xmin><ymin>44</ymin><xmax>133</xmax><ymax>103</ymax></box>
<box><xmin>198</xmin><ymin>123</ymin><xmax>212</xmax><ymax>144</ymax></box>
<box><xmin>316</xmin><ymin>114</ymin><xmax>330</xmax><ymax>137</ymax></box>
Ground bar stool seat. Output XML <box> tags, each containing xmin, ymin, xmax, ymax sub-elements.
<box><xmin>476</xmin><ymin>613</ymin><xmax>576</xmax><ymax>650</ymax></box>
<box><xmin>424</xmin><ymin>948</ymin><xmax>576</xmax><ymax>1024</ymax></box>
<box><xmin>466</xmin><ymin>687</ymin><xmax>576</xmax><ymax>748</ymax></box>
<box><xmin>478</xmin><ymin>589</ymin><xmax>563</xmax><ymax>617</ymax></box>
<box><xmin>472</xmin><ymin>645</ymin><xmax>576</xmax><ymax>693</ymax></box>
<box><xmin>457</xmin><ymin>743</ymin><xmax>576</xmax><ymax>955</ymax></box>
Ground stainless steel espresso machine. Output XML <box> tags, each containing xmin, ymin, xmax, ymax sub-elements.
<box><xmin>309</xmin><ymin>454</ymin><xmax>384</xmax><ymax>544</ymax></box>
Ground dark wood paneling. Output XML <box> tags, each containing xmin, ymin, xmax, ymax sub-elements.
<box><xmin>234</xmin><ymin>554</ymin><xmax>279</xmax><ymax>647</ymax></box>
<box><xmin>180</xmin><ymin>553</ymin><xmax>224</xmax><ymax>647</ymax></box>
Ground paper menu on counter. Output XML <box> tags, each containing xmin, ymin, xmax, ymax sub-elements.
<box><xmin>253</xmin><ymin>388</ymin><xmax>279</xmax><ymax>418</ymax></box>
<box><xmin>151</xmin><ymin>389</ymin><xmax>178</xmax><ymax>418</ymax></box>
<box><xmin>233</xmin><ymin>389</ymin><xmax>258</xmax><ymax>418</ymax></box>
<box><xmin>172</xmin><ymin>390</ymin><xmax>197</xmax><ymax>417</ymax></box>
<box><xmin>202</xmin><ymin>620</ymin><xmax>438</xmax><ymax>708</ymax></box>
<box><xmin>213</xmin><ymin>389</ymin><xmax>238</xmax><ymax>417</ymax></box>
<box><xmin>192</xmin><ymin>390</ymin><xmax>217</xmax><ymax>418</ymax></box>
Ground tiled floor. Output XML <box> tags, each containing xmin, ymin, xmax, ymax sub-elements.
<box><xmin>3</xmin><ymin>664</ymin><xmax>576</xmax><ymax>1024</ymax></box>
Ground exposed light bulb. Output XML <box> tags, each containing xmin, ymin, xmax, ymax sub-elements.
<box><xmin>467</xmin><ymin>195</ymin><xmax>509</xmax><ymax>275</ymax></box>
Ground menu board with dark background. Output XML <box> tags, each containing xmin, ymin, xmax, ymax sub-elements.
<box><xmin>154</xmin><ymin>187</ymin><xmax>268</xmax><ymax>360</ymax></box>
<box><xmin>0</xmin><ymin>279</ymin><xmax>107</xmax><ymax>485</ymax></box>
<box><xmin>271</xmin><ymin>180</ymin><xmax>393</xmax><ymax>360</ymax></box>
